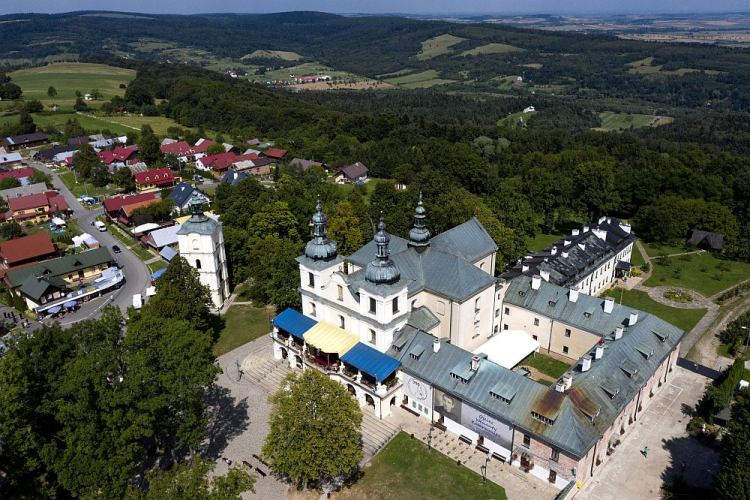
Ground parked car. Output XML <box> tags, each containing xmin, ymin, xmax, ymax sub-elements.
<box><xmin>132</xmin><ymin>294</ymin><xmax>142</xmax><ymax>310</ymax></box>
<box><xmin>194</xmin><ymin>174</ymin><xmax>204</xmax><ymax>182</ymax></box>
<box><xmin>112</xmin><ymin>245</ymin><xmax>121</xmax><ymax>253</ymax></box>
<box><xmin>94</xmin><ymin>221</ymin><xmax>106</xmax><ymax>232</ymax></box>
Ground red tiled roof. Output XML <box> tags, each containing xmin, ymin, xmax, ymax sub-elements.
<box><xmin>112</xmin><ymin>147</ymin><xmax>135</xmax><ymax>161</ymax></box>
<box><xmin>234</xmin><ymin>153</ymin><xmax>259</xmax><ymax>162</ymax></box>
<box><xmin>133</xmin><ymin>167</ymin><xmax>176</xmax><ymax>186</ymax></box>
<box><xmin>265</xmin><ymin>148</ymin><xmax>287</xmax><ymax>159</ymax></box>
<box><xmin>103</xmin><ymin>192</ymin><xmax>158</xmax><ymax>213</ymax></box>
<box><xmin>97</xmin><ymin>150</ymin><xmax>116</xmax><ymax>164</ymax></box>
<box><xmin>8</xmin><ymin>192</ymin><xmax>50</xmax><ymax>212</ymax></box>
<box><xmin>0</xmin><ymin>233</ymin><xmax>56</xmax><ymax>266</ymax></box>
<box><xmin>192</xmin><ymin>139</ymin><xmax>216</xmax><ymax>154</ymax></box>
<box><xmin>122</xmin><ymin>198</ymin><xmax>160</xmax><ymax>216</ymax></box>
<box><xmin>0</xmin><ymin>167</ymin><xmax>34</xmax><ymax>181</ymax></box>
<box><xmin>198</xmin><ymin>152</ymin><xmax>237</xmax><ymax>171</ymax></box>
<box><xmin>160</xmin><ymin>141</ymin><xmax>193</xmax><ymax>156</ymax></box>
<box><xmin>48</xmin><ymin>194</ymin><xmax>68</xmax><ymax>212</ymax></box>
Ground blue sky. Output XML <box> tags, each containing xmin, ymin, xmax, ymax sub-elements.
<box><xmin>1</xmin><ymin>0</ymin><xmax>747</xmax><ymax>15</ymax></box>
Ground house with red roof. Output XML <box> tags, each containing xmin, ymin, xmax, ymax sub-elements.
<box><xmin>5</xmin><ymin>191</ymin><xmax>70</xmax><ymax>225</ymax></box>
<box><xmin>196</xmin><ymin>151</ymin><xmax>237</xmax><ymax>172</ymax></box>
<box><xmin>0</xmin><ymin>167</ymin><xmax>35</xmax><ymax>186</ymax></box>
<box><xmin>103</xmin><ymin>192</ymin><xmax>160</xmax><ymax>219</ymax></box>
<box><xmin>160</xmin><ymin>140</ymin><xmax>196</xmax><ymax>162</ymax></box>
<box><xmin>0</xmin><ymin>233</ymin><xmax>58</xmax><ymax>268</ymax></box>
<box><xmin>192</xmin><ymin>138</ymin><xmax>216</xmax><ymax>159</ymax></box>
<box><xmin>97</xmin><ymin>147</ymin><xmax>137</xmax><ymax>166</ymax></box>
<box><xmin>134</xmin><ymin>168</ymin><xmax>180</xmax><ymax>192</ymax></box>
<box><xmin>264</xmin><ymin>148</ymin><xmax>288</xmax><ymax>161</ymax></box>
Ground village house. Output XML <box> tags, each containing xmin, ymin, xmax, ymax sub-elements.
<box><xmin>0</xmin><ymin>132</ymin><xmax>48</xmax><ymax>151</ymax></box>
<box><xmin>103</xmin><ymin>192</ymin><xmax>160</xmax><ymax>221</ymax></box>
<box><xmin>264</xmin><ymin>148</ymin><xmax>288</xmax><ymax>162</ymax></box>
<box><xmin>142</xmin><ymin>224</ymin><xmax>181</xmax><ymax>254</ymax></box>
<box><xmin>196</xmin><ymin>152</ymin><xmax>237</xmax><ymax>172</ymax></box>
<box><xmin>117</xmin><ymin>198</ymin><xmax>161</xmax><ymax>226</ymax></box>
<box><xmin>221</xmin><ymin>170</ymin><xmax>249</xmax><ymax>186</ymax></box>
<box><xmin>230</xmin><ymin>155</ymin><xmax>271</xmax><ymax>177</ymax></box>
<box><xmin>0</xmin><ymin>182</ymin><xmax>48</xmax><ymax>202</ymax></box>
<box><xmin>0</xmin><ymin>233</ymin><xmax>58</xmax><ymax>269</ymax></box>
<box><xmin>4</xmin><ymin>191</ymin><xmax>69</xmax><ymax>226</ymax></box>
<box><xmin>160</xmin><ymin>140</ymin><xmax>195</xmax><ymax>162</ymax></box>
<box><xmin>687</xmin><ymin>229</ymin><xmax>724</xmax><ymax>251</ymax></box>
<box><xmin>167</xmin><ymin>182</ymin><xmax>210</xmax><ymax>212</ymax></box>
<box><xmin>192</xmin><ymin>138</ymin><xmax>216</xmax><ymax>160</ymax></box>
<box><xmin>0</xmin><ymin>152</ymin><xmax>24</xmax><ymax>171</ymax></box>
<box><xmin>335</xmin><ymin>162</ymin><xmax>369</xmax><ymax>184</ymax></box>
<box><xmin>0</xmin><ymin>167</ymin><xmax>35</xmax><ymax>186</ymax></box>
<box><xmin>97</xmin><ymin>146</ymin><xmax>137</xmax><ymax>166</ymax></box>
<box><xmin>501</xmin><ymin>217</ymin><xmax>635</xmax><ymax>297</ymax></box>
<box><xmin>290</xmin><ymin>158</ymin><xmax>325</xmax><ymax>171</ymax></box>
<box><xmin>133</xmin><ymin>168</ymin><xmax>180</xmax><ymax>192</ymax></box>
<box><xmin>34</xmin><ymin>145</ymin><xmax>81</xmax><ymax>165</ymax></box>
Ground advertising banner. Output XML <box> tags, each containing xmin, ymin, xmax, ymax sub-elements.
<box><xmin>461</xmin><ymin>403</ymin><xmax>513</xmax><ymax>449</ymax></box>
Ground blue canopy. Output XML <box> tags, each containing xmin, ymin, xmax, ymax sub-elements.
<box><xmin>63</xmin><ymin>300</ymin><xmax>77</xmax><ymax>308</ymax></box>
<box><xmin>341</xmin><ymin>342</ymin><xmax>401</xmax><ymax>382</ymax></box>
<box><xmin>151</xmin><ymin>268</ymin><xmax>167</xmax><ymax>280</ymax></box>
<box><xmin>273</xmin><ymin>308</ymin><xmax>317</xmax><ymax>340</ymax></box>
<box><xmin>47</xmin><ymin>306</ymin><xmax>62</xmax><ymax>314</ymax></box>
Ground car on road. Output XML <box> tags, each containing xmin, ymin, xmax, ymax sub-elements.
<box><xmin>94</xmin><ymin>221</ymin><xmax>107</xmax><ymax>232</ymax></box>
<box><xmin>194</xmin><ymin>174</ymin><xmax>204</xmax><ymax>182</ymax></box>
<box><xmin>132</xmin><ymin>294</ymin><xmax>143</xmax><ymax>310</ymax></box>
<box><xmin>112</xmin><ymin>245</ymin><xmax>121</xmax><ymax>253</ymax></box>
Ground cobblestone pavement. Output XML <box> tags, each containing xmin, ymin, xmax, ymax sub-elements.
<box><xmin>575</xmin><ymin>367</ymin><xmax>720</xmax><ymax>500</ymax></box>
<box><xmin>389</xmin><ymin>407</ymin><xmax>558</xmax><ymax>500</ymax></box>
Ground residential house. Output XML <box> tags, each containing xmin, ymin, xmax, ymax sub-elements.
<box><xmin>0</xmin><ymin>182</ymin><xmax>48</xmax><ymax>202</ymax></box>
<box><xmin>167</xmin><ymin>182</ymin><xmax>210</xmax><ymax>212</ymax></box>
<box><xmin>264</xmin><ymin>148</ymin><xmax>288</xmax><ymax>162</ymax></box>
<box><xmin>290</xmin><ymin>158</ymin><xmax>324</xmax><ymax>172</ymax></box>
<box><xmin>0</xmin><ymin>152</ymin><xmax>24</xmax><ymax>171</ymax></box>
<box><xmin>192</xmin><ymin>138</ymin><xmax>216</xmax><ymax>160</ymax></box>
<box><xmin>35</xmin><ymin>145</ymin><xmax>81</xmax><ymax>164</ymax></box>
<box><xmin>231</xmin><ymin>156</ymin><xmax>271</xmax><ymax>177</ymax></box>
<box><xmin>160</xmin><ymin>140</ymin><xmax>195</xmax><ymax>162</ymax></box>
<box><xmin>161</xmin><ymin>138</ymin><xmax>178</xmax><ymax>146</ymax></box>
<box><xmin>1</xmin><ymin>132</ymin><xmax>48</xmax><ymax>151</ymax></box>
<box><xmin>223</xmin><ymin>143</ymin><xmax>240</xmax><ymax>154</ymax></box>
<box><xmin>221</xmin><ymin>170</ymin><xmax>249</xmax><ymax>186</ymax></box>
<box><xmin>0</xmin><ymin>233</ymin><xmax>57</xmax><ymax>268</ymax></box>
<box><xmin>501</xmin><ymin>217</ymin><xmax>635</xmax><ymax>297</ymax></box>
<box><xmin>97</xmin><ymin>147</ymin><xmax>137</xmax><ymax>166</ymax></box>
<box><xmin>0</xmin><ymin>167</ymin><xmax>34</xmax><ymax>186</ymax></box>
<box><xmin>103</xmin><ymin>192</ymin><xmax>160</xmax><ymax>220</ymax></box>
<box><xmin>688</xmin><ymin>230</ymin><xmax>724</xmax><ymax>251</ymax></box>
<box><xmin>133</xmin><ymin>168</ymin><xmax>180</xmax><ymax>192</ymax></box>
<box><xmin>67</xmin><ymin>136</ymin><xmax>91</xmax><ymax>146</ymax></box>
<box><xmin>196</xmin><ymin>152</ymin><xmax>237</xmax><ymax>172</ymax></box>
<box><xmin>118</xmin><ymin>198</ymin><xmax>161</xmax><ymax>226</ymax></box>
<box><xmin>243</xmin><ymin>148</ymin><xmax>261</xmax><ymax>156</ymax></box>
<box><xmin>5</xmin><ymin>191</ymin><xmax>69</xmax><ymax>225</ymax></box>
<box><xmin>143</xmin><ymin>224</ymin><xmax>181</xmax><ymax>252</ymax></box>
<box><xmin>4</xmin><ymin>247</ymin><xmax>115</xmax><ymax>310</ymax></box>
<box><xmin>335</xmin><ymin>162</ymin><xmax>369</xmax><ymax>184</ymax></box>
<box><xmin>246</xmin><ymin>138</ymin><xmax>261</xmax><ymax>146</ymax></box>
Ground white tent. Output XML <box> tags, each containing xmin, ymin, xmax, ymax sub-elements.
<box><xmin>132</xmin><ymin>222</ymin><xmax>159</xmax><ymax>235</ymax></box>
<box><xmin>51</xmin><ymin>217</ymin><xmax>66</xmax><ymax>227</ymax></box>
<box><xmin>473</xmin><ymin>330</ymin><xmax>541</xmax><ymax>369</ymax></box>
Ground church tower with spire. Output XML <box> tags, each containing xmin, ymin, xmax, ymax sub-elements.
<box><xmin>408</xmin><ymin>192</ymin><xmax>431</xmax><ymax>251</ymax></box>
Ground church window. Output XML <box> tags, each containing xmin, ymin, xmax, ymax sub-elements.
<box><xmin>369</xmin><ymin>297</ymin><xmax>376</xmax><ymax>313</ymax></box>
<box><xmin>437</xmin><ymin>301</ymin><xmax>445</xmax><ymax>315</ymax></box>
<box><xmin>337</xmin><ymin>285</ymin><xmax>343</xmax><ymax>301</ymax></box>
<box><xmin>369</xmin><ymin>329</ymin><xmax>376</xmax><ymax>344</ymax></box>
<box><xmin>192</xmin><ymin>238</ymin><xmax>199</xmax><ymax>250</ymax></box>
<box><xmin>195</xmin><ymin>259</ymin><xmax>201</xmax><ymax>269</ymax></box>
<box><xmin>392</xmin><ymin>297</ymin><xmax>399</xmax><ymax>314</ymax></box>
<box><xmin>339</xmin><ymin>315</ymin><xmax>345</xmax><ymax>329</ymax></box>
<box><xmin>308</xmin><ymin>272</ymin><xmax>314</xmax><ymax>288</ymax></box>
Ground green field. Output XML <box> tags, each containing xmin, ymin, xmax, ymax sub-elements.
<box><xmin>8</xmin><ymin>63</ymin><xmax>135</xmax><ymax>111</ymax></box>
<box><xmin>58</xmin><ymin>171</ymin><xmax>119</xmax><ymax>200</ymax></box>
<box><xmin>460</xmin><ymin>43</ymin><xmax>523</xmax><ymax>56</ymax></box>
<box><xmin>631</xmin><ymin>244</ymin><xmax>646</xmax><ymax>267</ymax></box>
<box><xmin>416</xmin><ymin>34</ymin><xmax>467</xmax><ymax>60</ymax></box>
<box><xmin>605</xmin><ymin>288</ymin><xmax>706</xmax><ymax>332</ymax></box>
<box><xmin>517</xmin><ymin>352</ymin><xmax>571</xmax><ymax>379</ymax></box>
<box><xmin>498</xmin><ymin>110</ymin><xmax>537</xmax><ymax>127</ymax></box>
<box><xmin>384</xmin><ymin>69</ymin><xmax>455</xmax><ymax>89</ymax></box>
<box><xmin>262</xmin><ymin>62</ymin><xmax>365</xmax><ymax>82</ymax></box>
<box><xmin>525</xmin><ymin>232</ymin><xmax>562</xmax><ymax>252</ymax></box>
<box><xmin>597</xmin><ymin>112</ymin><xmax>656</xmax><ymax>132</ymax></box>
<box><xmin>336</xmin><ymin>178</ymin><xmax>394</xmax><ymax>202</ymax></box>
<box><xmin>0</xmin><ymin>112</ymin><xmax>135</xmax><ymax>137</ymax></box>
<box><xmin>339</xmin><ymin>432</ymin><xmax>507</xmax><ymax>500</ymax></box>
<box><xmin>641</xmin><ymin>241</ymin><xmax>688</xmax><ymax>257</ymax></box>
<box><xmin>645</xmin><ymin>253</ymin><xmax>750</xmax><ymax>297</ymax></box>
<box><xmin>214</xmin><ymin>304</ymin><xmax>274</xmax><ymax>356</ymax></box>
<box><xmin>241</xmin><ymin>49</ymin><xmax>302</xmax><ymax>61</ymax></box>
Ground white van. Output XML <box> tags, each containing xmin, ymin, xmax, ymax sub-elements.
<box><xmin>94</xmin><ymin>221</ymin><xmax>106</xmax><ymax>232</ymax></box>
<box><xmin>132</xmin><ymin>294</ymin><xmax>143</xmax><ymax>310</ymax></box>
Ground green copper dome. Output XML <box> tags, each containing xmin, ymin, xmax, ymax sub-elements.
<box><xmin>365</xmin><ymin>216</ymin><xmax>401</xmax><ymax>284</ymax></box>
<box><xmin>408</xmin><ymin>192</ymin><xmax>431</xmax><ymax>249</ymax></box>
<box><xmin>304</xmin><ymin>195</ymin><xmax>338</xmax><ymax>261</ymax></box>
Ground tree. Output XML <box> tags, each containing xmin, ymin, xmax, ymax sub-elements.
<box><xmin>17</xmin><ymin>111</ymin><xmax>36</xmax><ymax>135</ymax></box>
<box><xmin>247</xmin><ymin>201</ymin><xmax>300</xmax><ymax>242</ymax></box>
<box><xmin>91</xmin><ymin>163</ymin><xmax>111</xmax><ymax>188</ymax></box>
<box><xmin>63</xmin><ymin>117</ymin><xmax>86</xmax><ymax>139</ymax></box>
<box><xmin>0</xmin><ymin>82</ymin><xmax>22</xmax><ymax>100</ymax></box>
<box><xmin>74</xmin><ymin>97</ymin><xmax>88</xmax><ymax>112</ymax></box>
<box><xmin>328</xmin><ymin>201</ymin><xmax>366</xmax><ymax>255</ymax></box>
<box><xmin>22</xmin><ymin>99</ymin><xmax>44</xmax><ymax>113</ymax></box>
<box><xmin>714</xmin><ymin>391</ymin><xmax>750</xmax><ymax>499</ymax></box>
<box><xmin>138</xmin><ymin>132</ymin><xmax>161</xmax><ymax>165</ymax></box>
<box><xmin>90</xmin><ymin>88</ymin><xmax>102</xmax><ymax>100</ymax></box>
<box><xmin>125</xmin><ymin>457</ymin><xmax>255</xmax><ymax>500</ymax></box>
<box><xmin>246</xmin><ymin>236</ymin><xmax>303</xmax><ymax>312</ymax></box>
<box><xmin>263</xmin><ymin>369</ymin><xmax>363</xmax><ymax>488</ymax></box>
<box><xmin>47</xmin><ymin>86</ymin><xmax>57</xmax><ymax>97</ymax></box>
<box><xmin>574</xmin><ymin>161</ymin><xmax>619</xmax><ymax>219</ymax></box>
<box><xmin>205</xmin><ymin>142</ymin><xmax>225</xmax><ymax>157</ymax></box>
<box><xmin>72</xmin><ymin>143</ymin><xmax>103</xmax><ymax>179</ymax></box>
<box><xmin>30</xmin><ymin>168</ymin><xmax>53</xmax><ymax>188</ymax></box>
<box><xmin>113</xmin><ymin>167</ymin><xmax>135</xmax><ymax>192</ymax></box>
<box><xmin>1</xmin><ymin>221</ymin><xmax>24</xmax><ymax>240</ymax></box>
<box><xmin>148</xmin><ymin>255</ymin><xmax>213</xmax><ymax>331</ymax></box>
<box><xmin>0</xmin><ymin>176</ymin><xmax>21</xmax><ymax>189</ymax></box>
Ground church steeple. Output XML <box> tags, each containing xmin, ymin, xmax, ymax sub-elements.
<box><xmin>189</xmin><ymin>193</ymin><xmax>209</xmax><ymax>222</ymax></box>
<box><xmin>365</xmin><ymin>214</ymin><xmax>401</xmax><ymax>284</ymax></box>
<box><xmin>408</xmin><ymin>192</ymin><xmax>430</xmax><ymax>251</ymax></box>
<box><xmin>304</xmin><ymin>195</ymin><xmax>338</xmax><ymax>261</ymax></box>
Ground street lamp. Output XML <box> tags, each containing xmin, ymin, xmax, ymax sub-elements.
<box><xmin>481</xmin><ymin>457</ymin><xmax>491</xmax><ymax>482</ymax></box>
<box><xmin>428</xmin><ymin>426</ymin><xmax>434</xmax><ymax>452</ymax></box>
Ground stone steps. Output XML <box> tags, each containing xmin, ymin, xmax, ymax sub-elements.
<box><xmin>360</xmin><ymin>410</ymin><xmax>400</xmax><ymax>460</ymax></box>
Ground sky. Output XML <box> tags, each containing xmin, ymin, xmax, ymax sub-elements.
<box><xmin>1</xmin><ymin>0</ymin><xmax>748</xmax><ymax>16</ymax></box>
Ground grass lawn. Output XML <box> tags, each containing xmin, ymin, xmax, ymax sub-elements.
<box><xmin>631</xmin><ymin>244</ymin><xmax>646</xmax><ymax>267</ymax></box>
<box><xmin>131</xmin><ymin>245</ymin><xmax>156</xmax><ymax>262</ymax></box>
<box><xmin>214</xmin><ymin>304</ymin><xmax>274</xmax><ymax>356</ymax></box>
<box><xmin>338</xmin><ymin>432</ymin><xmax>507</xmax><ymax>500</ymax></box>
<box><xmin>336</xmin><ymin>178</ymin><xmax>394</xmax><ymax>203</ymax></box>
<box><xmin>641</xmin><ymin>241</ymin><xmax>687</xmax><ymax>257</ymax></box>
<box><xmin>498</xmin><ymin>110</ymin><xmax>537</xmax><ymax>127</ymax></box>
<box><xmin>644</xmin><ymin>253</ymin><xmax>750</xmax><ymax>297</ymax></box>
<box><xmin>596</xmin><ymin>112</ymin><xmax>656</xmax><ymax>132</ymax></box>
<box><xmin>262</xmin><ymin>62</ymin><xmax>366</xmax><ymax>82</ymax></box>
<box><xmin>525</xmin><ymin>232</ymin><xmax>562</xmax><ymax>252</ymax></box>
<box><xmin>416</xmin><ymin>34</ymin><xmax>467</xmax><ymax>60</ymax></box>
<box><xmin>59</xmin><ymin>171</ymin><xmax>119</xmax><ymax>199</ymax></box>
<box><xmin>148</xmin><ymin>261</ymin><xmax>167</xmax><ymax>274</ymax></box>
<box><xmin>518</xmin><ymin>352</ymin><xmax>570</xmax><ymax>379</ymax></box>
<box><xmin>0</xmin><ymin>112</ymin><xmax>136</xmax><ymax>137</ymax></box>
<box><xmin>604</xmin><ymin>288</ymin><xmax>706</xmax><ymax>332</ymax></box>
<box><xmin>8</xmin><ymin>63</ymin><xmax>135</xmax><ymax>111</ymax></box>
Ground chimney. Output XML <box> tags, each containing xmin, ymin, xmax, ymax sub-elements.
<box><xmin>619</xmin><ymin>222</ymin><xmax>632</xmax><ymax>234</ymax></box>
<box><xmin>522</xmin><ymin>264</ymin><xmax>530</xmax><ymax>272</ymax></box>
<box><xmin>603</xmin><ymin>297</ymin><xmax>614</xmax><ymax>314</ymax></box>
<box><xmin>540</xmin><ymin>270</ymin><xmax>550</xmax><ymax>282</ymax></box>
<box><xmin>562</xmin><ymin>251</ymin><xmax>569</xmax><ymax>258</ymax></box>
<box><xmin>572</xmin><ymin>229</ymin><xmax>580</xmax><ymax>236</ymax></box>
<box><xmin>593</xmin><ymin>228</ymin><xmax>607</xmax><ymax>241</ymax></box>
<box><xmin>595</xmin><ymin>340</ymin><xmax>604</xmax><ymax>360</ymax></box>
<box><xmin>531</xmin><ymin>275</ymin><xmax>542</xmax><ymax>290</ymax></box>
<box><xmin>629</xmin><ymin>310</ymin><xmax>639</xmax><ymax>326</ymax></box>
<box><xmin>615</xmin><ymin>325</ymin><xmax>624</xmax><ymax>340</ymax></box>
<box><xmin>433</xmin><ymin>338</ymin><xmax>441</xmax><ymax>353</ymax></box>
<box><xmin>555</xmin><ymin>382</ymin><xmax>565</xmax><ymax>393</ymax></box>
<box><xmin>564</xmin><ymin>240</ymin><xmax>571</xmax><ymax>246</ymax></box>
<box><xmin>598</xmin><ymin>216</ymin><xmax>606</xmax><ymax>224</ymax></box>
<box><xmin>583</xmin><ymin>225</ymin><xmax>589</xmax><ymax>232</ymax></box>
<box><xmin>578</xmin><ymin>243</ymin><xmax>586</xmax><ymax>251</ymax></box>
<box><xmin>471</xmin><ymin>355</ymin><xmax>480</xmax><ymax>372</ymax></box>
<box><xmin>551</xmin><ymin>246</ymin><xmax>558</xmax><ymax>255</ymax></box>
<box><xmin>581</xmin><ymin>355</ymin><xmax>592</xmax><ymax>372</ymax></box>
<box><xmin>569</xmin><ymin>288</ymin><xmax>579</xmax><ymax>303</ymax></box>
<box><xmin>563</xmin><ymin>371</ymin><xmax>573</xmax><ymax>390</ymax></box>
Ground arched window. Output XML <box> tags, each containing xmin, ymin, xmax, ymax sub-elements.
<box><xmin>195</xmin><ymin>259</ymin><xmax>201</xmax><ymax>269</ymax></box>
<box><xmin>192</xmin><ymin>238</ymin><xmax>199</xmax><ymax>250</ymax></box>
<box><xmin>480</xmin><ymin>262</ymin><xmax>485</xmax><ymax>270</ymax></box>
<box><xmin>310</xmin><ymin>303</ymin><xmax>317</xmax><ymax>317</ymax></box>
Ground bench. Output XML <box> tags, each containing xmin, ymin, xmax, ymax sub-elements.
<box><xmin>458</xmin><ymin>435</ymin><xmax>472</xmax><ymax>445</ymax></box>
<box><xmin>255</xmin><ymin>467</ymin><xmax>267</xmax><ymax>477</ymax></box>
<box><xmin>476</xmin><ymin>444</ymin><xmax>489</xmax><ymax>454</ymax></box>
<box><xmin>400</xmin><ymin>404</ymin><xmax>421</xmax><ymax>417</ymax></box>
<box><xmin>492</xmin><ymin>452</ymin><xmax>507</xmax><ymax>463</ymax></box>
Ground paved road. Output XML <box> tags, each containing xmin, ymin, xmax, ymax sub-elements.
<box><xmin>30</xmin><ymin>160</ymin><xmax>152</xmax><ymax>319</ymax></box>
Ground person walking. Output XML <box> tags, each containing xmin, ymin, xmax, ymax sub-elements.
<box><xmin>643</xmin><ymin>446</ymin><xmax>649</xmax><ymax>457</ymax></box>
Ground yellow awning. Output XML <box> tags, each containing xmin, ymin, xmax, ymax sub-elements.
<box><xmin>174</xmin><ymin>212</ymin><xmax>215</xmax><ymax>225</ymax></box>
<box><xmin>303</xmin><ymin>321</ymin><xmax>359</xmax><ymax>356</ymax></box>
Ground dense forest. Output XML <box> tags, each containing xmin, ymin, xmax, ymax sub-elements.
<box><xmin>2</xmin><ymin>11</ymin><xmax>750</xmax><ymax>112</ymax></box>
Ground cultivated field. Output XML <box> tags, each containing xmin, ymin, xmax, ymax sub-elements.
<box><xmin>415</xmin><ymin>34</ymin><xmax>466</xmax><ymax>60</ymax></box>
<box><xmin>596</xmin><ymin>112</ymin><xmax>658</xmax><ymax>132</ymax></box>
<box><xmin>241</xmin><ymin>50</ymin><xmax>302</xmax><ymax>61</ymax></box>
<box><xmin>262</xmin><ymin>62</ymin><xmax>367</xmax><ymax>82</ymax></box>
<box><xmin>7</xmin><ymin>63</ymin><xmax>135</xmax><ymax>111</ymax></box>
<box><xmin>382</xmin><ymin>69</ymin><xmax>455</xmax><ymax>89</ymax></box>
<box><xmin>293</xmin><ymin>80</ymin><xmax>393</xmax><ymax>91</ymax></box>
<box><xmin>626</xmin><ymin>57</ymin><xmax>721</xmax><ymax>76</ymax></box>
<box><xmin>460</xmin><ymin>43</ymin><xmax>523</xmax><ymax>56</ymax></box>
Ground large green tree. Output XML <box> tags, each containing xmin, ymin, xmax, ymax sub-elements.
<box><xmin>72</xmin><ymin>143</ymin><xmax>103</xmax><ymax>179</ymax></box>
<box><xmin>327</xmin><ymin>201</ymin><xmax>366</xmax><ymax>255</ymax></box>
<box><xmin>246</xmin><ymin>236</ymin><xmax>303</xmax><ymax>312</ymax></box>
<box><xmin>139</xmin><ymin>132</ymin><xmax>161</xmax><ymax>166</ymax></box>
<box><xmin>714</xmin><ymin>392</ymin><xmax>750</xmax><ymax>499</ymax></box>
<box><xmin>262</xmin><ymin>369</ymin><xmax>363</xmax><ymax>488</ymax></box>
<box><xmin>247</xmin><ymin>201</ymin><xmax>300</xmax><ymax>242</ymax></box>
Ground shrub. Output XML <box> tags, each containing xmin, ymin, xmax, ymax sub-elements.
<box><xmin>641</xmin><ymin>262</ymin><xmax>650</xmax><ymax>273</ymax></box>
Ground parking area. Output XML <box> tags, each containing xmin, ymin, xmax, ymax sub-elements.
<box><xmin>576</xmin><ymin>366</ymin><xmax>721</xmax><ymax>500</ymax></box>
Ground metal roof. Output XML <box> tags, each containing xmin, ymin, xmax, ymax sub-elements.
<box><xmin>273</xmin><ymin>308</ymin><xmax>317</xmax><ymax>339</ymax></box>
<box><xmin>159</xmin><ymin>246</ymin><xmax>178</xmax><ymax>262</ymax></box>
<box><xmin>406</xmin><ymin>306</ymin><xmax>440</xmax><ymax>332</ymax></box>
<box><xmin>6</xmin><ymin>248</ymin><xmax>114</xmax><ymax>288</ymax></box>
<box><xmin>341</xmin><ymin>343</ymin><xmax>401</xmax><ymax>382</ymax></box>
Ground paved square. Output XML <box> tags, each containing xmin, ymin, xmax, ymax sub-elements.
<box><xmin>577</xmin><ymin>367</ymin><xmax>721</xmax><ymax>500</ymax></box>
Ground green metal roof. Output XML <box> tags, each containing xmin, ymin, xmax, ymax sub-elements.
<box><xmin>6</xmin><ymin>247</ymin><xmax>114</xmax><ymax>288</ymax></box>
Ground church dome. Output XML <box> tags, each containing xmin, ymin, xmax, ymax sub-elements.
<box><xmin>304</xmin><ymin>196</ymin><xmax>338</xmax><ymax>261</ymax></box>
<box><xmin>365</xmin><ymin>216</ymin><xmax>401</xmax><ymax>284</ymax></box>
<box><xmin>408</xmin><ymin>192</ymin><xmax>431</xmax><ymax>248</ymax></box>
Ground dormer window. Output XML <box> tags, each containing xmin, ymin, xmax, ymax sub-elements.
<box><xmin>451</xmin><ymin>373</ymin><xmax>467</xmax><ymax>384</ymax></box>
<box><xmin>531</xmin><ymin>411</ymin><xmax>554</xmax><ymax>426</ymax></box>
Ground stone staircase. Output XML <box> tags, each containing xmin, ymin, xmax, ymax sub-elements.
<box><xmin>361</xmin><ymin>410</ymin><xmax>400</xmax><ymax>460</ymax></box>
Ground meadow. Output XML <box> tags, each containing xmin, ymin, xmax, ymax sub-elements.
<box><xmin>383</xmin><ymin>70</ymin><xmax>455</xmax><ymax>89</ymax></box>
<box><xmin>416</xmin><ymin>34</ymin><xmax>467</xmax><ymax>60</ymax></box>
<box><xmin>597</xmin><ymin>112</ymin><xmax>656</xmax><ymax>132</ymax></box>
